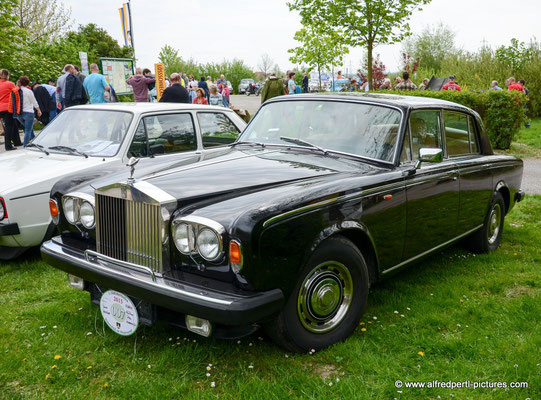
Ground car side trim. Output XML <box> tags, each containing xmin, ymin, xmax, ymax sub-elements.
<box><xmin>9</xmin><ymin>191</ymin><xmax>50</xmax><ymax>201</ymax></box>
<box><xmin>381</xmin><ymin>224</ymin><xmax>483</xmax><ymax>275</ymax></box>
<box><xmin>262</xmin><ymin>181</ymin><xmax>405</xmax><ymax>228</ymax></box>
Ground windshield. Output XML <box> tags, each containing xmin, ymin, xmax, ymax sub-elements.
<box><xmin>239</xmin><ymin>100</ymin><xmax>402</xmax><ymax>162</ymax></box>
<box><xmin>32</xmin><ymin>109</ymin><xmax>133</xmax><ymax>157</ymax></box>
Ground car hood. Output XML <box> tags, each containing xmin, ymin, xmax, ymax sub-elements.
<box><xmin>140</xmin><ymin>147</ymin><xmax>383</xmax><ymax>202</ymax></box>
<box><xmin>0</xmin><ymin>149</ymin><xmax>112</xmax><ymax>197</ymax></box>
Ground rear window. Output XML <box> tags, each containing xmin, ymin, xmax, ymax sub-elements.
<box><xmin>443</xmin><ymin>111</ymin><xmax>478</xmax><ymax>156</ymax></box>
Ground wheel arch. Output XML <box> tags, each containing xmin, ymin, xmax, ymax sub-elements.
<box><xmin>495</xmin><ymin>181</ymin><xmax>510</xmax><ymax>214</ymax></box>
<box><xmin>312</xmin><ymin>222</ymin><xmax>380</xmax><ymax>286</ymax></box>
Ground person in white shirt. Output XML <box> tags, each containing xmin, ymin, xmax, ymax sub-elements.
<box><xmin>16</xmin><ymin>76</ymin><xmax>41</xmax><ymax>146</ymax></box>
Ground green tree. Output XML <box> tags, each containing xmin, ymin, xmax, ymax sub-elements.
<box><xmin>6</xmin><ymin>23</ymin><xmax>132</xmax><ymax>83</ymax></box>
<box><xmin>14</xmin><ymin>0</ymin><xmax>71</xmax><ymax>43</ymax></box>
<box><xmin>495</xmin><ymin>38</ymin><xmax>533</xmax><ymax>71</ymax></box>
<box><xmin>64</xmin><ymin>23</ymin><xmax>133</xmax><ymax>65</ymax></box>
<box><xmin>288</xmin><ymin>26</ymin><xmax>348</xmax><ymax>90</ymax></box>
<box><xmin>289</xmin><ymin>0</ymin><xmax>431</xmax><ymax>89</ymax></box>
<box><xmin>158</xmin><ymin>44</ymin><xmax>184</xmax><ymax>76</ymax></box>
<box><xmin>0</xmin><ymin>0</ymin><xmax>26</xmax><ymax>70</ymax></box>
<box><xmin>402</xmin><ymin>23</ymin><xmax>455</xmax><ymax>72</ymax></box>
<box><xmin>201</xmin><ymin>59</ymin><xmax>254</xmax><ymax>93</ymax></box>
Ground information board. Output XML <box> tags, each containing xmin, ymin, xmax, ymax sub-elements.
<box><xmin>99</xmin><ymin>57</ymin><xmax>135</xmax><ymax>95</ymax></box>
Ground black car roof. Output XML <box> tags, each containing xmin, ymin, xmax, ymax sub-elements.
<box><xmin>266</xmin><ymin>92</ymin><xmax>474</xmax><ymax>113</ymax></box>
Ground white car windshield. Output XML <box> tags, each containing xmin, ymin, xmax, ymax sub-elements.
<box><xmin>239</xmin><ymin>100</ymin><xmax>402</xmax><ymax>162</ymax></box>
<box><xmin>32</xmin><ymin>109</ymin><xmax>133</xmax><ymax>157</ymax></box>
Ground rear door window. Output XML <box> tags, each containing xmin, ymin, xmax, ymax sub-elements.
<box><xmin>468</xmin><ymin>116</ymin><xmax>480</xmax><ymax>154</ymax></box>
<box><xmin>443</xmin><ymin>111</ymin><xmax>471</xmax><ymax>156</ymax></box>
<box><xmin>128</xmin><ymin>113</ymin><xmax>197</xmax><ymax>157</ymax></box>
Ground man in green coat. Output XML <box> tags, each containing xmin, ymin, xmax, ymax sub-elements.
<box><xmin>261</xmin><ymin>73</ymin><xmax>286</xmax><ymax>103</ymax></box>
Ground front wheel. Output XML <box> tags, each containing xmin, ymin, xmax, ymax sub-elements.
<box><xmin>468</xmin><ymin>192</ymin><xmax>505</xmax><ymax>253</ymax></box>
<box><xmin>265</xmin><ymin>236</ymin><xmax>369</xmax><ymax>353</ymax></box>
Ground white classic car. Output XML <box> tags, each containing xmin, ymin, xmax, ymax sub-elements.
<box><xmin>0</xmin><ymin>103</ymin><xmax>246</xmax><ymax>259</ymax></box>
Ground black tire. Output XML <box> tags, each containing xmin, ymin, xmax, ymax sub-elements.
<box><xmin>468</xmin><ymin>191</ymin><xmax>505</xmax><ymax>253</ymax></box>
<box><xmin>265</xmin><ymin>236</ymin><xmax>369</xmax><ymax>353</ymax></box>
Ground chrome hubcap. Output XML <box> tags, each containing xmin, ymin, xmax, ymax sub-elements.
<box><xmin>488</xmin><ymin>203</ymin><xmax>502</xmax><ymax>245</ymax></box>
<box><xmin>297</xmin><ymin>261</ymin><xmax>353</xmax><ymax>334</ymax></box>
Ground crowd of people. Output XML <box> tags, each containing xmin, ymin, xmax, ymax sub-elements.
<box><xmin>125</xmin><ymin>67</ymin><xmax>233</xmax><ymax>107</ymax></box>
<box><xmin>0</xmin><ymin>61</ymin><xmax>533</xmax><ymax>151</ymax></box>
<box><xmin>0</xmin><ymin>64</ymin><xmax>240</xmax><ymax>150</ymax></box>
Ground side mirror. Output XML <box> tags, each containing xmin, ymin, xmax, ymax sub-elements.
<box><xmin>415</xmin><ymin>148</ymin><xmax>443</xmax><ymax>169</ymax></box>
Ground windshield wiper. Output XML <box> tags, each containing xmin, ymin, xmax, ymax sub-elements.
<box><xmin>48</xmin><ymin>145</ymin><xmax>88</xmax><ymax>158</ymax></box>
<box><xmin>279</xmin><ymin>136</ymin><xmax>327</xmax><ymax>154</ymax></box>
<box><xmin>231</xmin><ymin>141</ymin><xmax>266</xmax><ymax>148</ymax></box>
<box><xmin>26</xmin><ymin>143</ymin><xmax>49</xmax><ymax>155</ymax></box>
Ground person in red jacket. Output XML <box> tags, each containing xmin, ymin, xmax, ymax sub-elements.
<box><xmin>0</xmin><ymin>69</ymin><xmax>22</xmax><ymax>150</ymax></box>
<box><xmin>507</xmin><ymin>77</ymin><xmax>524</xmax><ymax>92</ymax></box>
<box><xmin>442</xmin><ymin>75</ymin><xmax>462</xmax><ymax>91</ymax></box>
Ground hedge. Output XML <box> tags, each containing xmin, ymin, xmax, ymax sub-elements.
<box><xmin>372</xmin><ymin>90</ymin><xmax>527</xmax><ymax>150</ymax></box>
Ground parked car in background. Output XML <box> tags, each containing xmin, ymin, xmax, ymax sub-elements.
<box><xmin>238</xmin><ymin>78</ymin><xmax>255</xmax><ymax>94</ymax></box>
<box><xmin>0</xmin><ymin>103</ymin><xmax>246</xmax><ymax>259</ymax></box>
<box><xmin>42</xmin><ymin>93</ymin><xmax>524</xmax><ymax>352</ymax></box>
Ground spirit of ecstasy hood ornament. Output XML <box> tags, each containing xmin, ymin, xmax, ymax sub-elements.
<box><xmin>126</xmin><ymin>157</ymin><xmax>139</xmax><ymax>184</ymax></box>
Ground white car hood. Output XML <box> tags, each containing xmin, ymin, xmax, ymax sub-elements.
<box><xmin>0</xmin><ymin>149</ymin><xmax>115</xmax><ymax>198</ymax></box>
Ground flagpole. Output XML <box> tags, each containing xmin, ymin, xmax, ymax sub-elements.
<box><xmin>127</xmin><ymin>0</ymin><xmax>135</xmax><ymax>66</ymax></box>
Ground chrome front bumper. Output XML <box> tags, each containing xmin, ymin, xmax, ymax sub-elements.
<box><xmin>41</xmin><ymin>237</ymin><xmax>284</xmax><ymax>326</ymax></box>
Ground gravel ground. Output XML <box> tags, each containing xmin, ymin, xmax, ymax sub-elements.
<box><xmin>522</xmin><ymin>158</ymin><xmax>541</xmax><ymax>195</ymax></box>
<box><xmin>230</xmin><ymin>94</ymin><xmax>262</xmax><ymax>116</ymax></box>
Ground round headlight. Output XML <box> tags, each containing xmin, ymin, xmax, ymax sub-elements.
<box><xmin>174</xmin><ymin>223</ymin><xmax>194</xmax><ymax>254</ymax></box>
<box><xmin>63</xmin><ymin>197</ymin><xmax>77</xmax><ymax>224</ymax></box>
<box><xmin>79</xmin><ymin>201</ymin><xmax>95</xmax><ymax>229</ymax></box>
<box><xmin>196</xmin><ymin>228</ymin><xmax>221</xmax><ymax>261</ymax></box>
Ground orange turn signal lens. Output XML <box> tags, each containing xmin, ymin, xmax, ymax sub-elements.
<box><xmin>229</xmin><ymin>240</ymin><xmax>242</xmax><ymax>264</ymax></box>
<box><xmin>49</xmin><ymin>199</ymin><xmax>59</xmax><ymax>217</ymax></box>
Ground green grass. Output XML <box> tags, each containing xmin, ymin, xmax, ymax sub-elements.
<box><xmin>504</xmin><ymin>118</ymin><xmax>541</xmax><ymax>158</ymax></box>
<box><xmin>1</xmin><ymin>197</ymin><xmax>540</xmax><ymax>399</ymax></box>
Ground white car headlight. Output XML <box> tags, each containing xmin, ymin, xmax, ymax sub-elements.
<box><xmin>79</xmin><ymin>201</ymin><xmax>95</xmax><ymax>229</ymax></box>
<box><xmin>197</xmin><ymin>228</ymin><xmax>221</xmax><ymax>261</ymax></box>
<box><xmin>62</xmin><ymin>194</ymin><xmax>95</xmax><ymax>228</ymax></box>
<box><xmin>63</xmin><ymin>197</ymin><xmax>77</xmax><ymax>224</ymax></box>
<box><xmin>172</xmin><ymin>217</ymin><xmax>225</xmax><ymax>262</ymax></box>
<box><xmin>173</xmin><ymin>223</ymin><xmax>194</xmax><ymax>254</ymax></box>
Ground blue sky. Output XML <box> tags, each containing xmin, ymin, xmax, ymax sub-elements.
<box><xmin>69</xmin><ymin>0</ymin><xmax>540</xmax><ymax>74</ymax></box>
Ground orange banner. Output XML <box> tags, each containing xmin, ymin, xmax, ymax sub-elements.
<box><xmin>154</xmin><ymin>63</ymin><xmax>166</xmax><ymax>101</ymax></box>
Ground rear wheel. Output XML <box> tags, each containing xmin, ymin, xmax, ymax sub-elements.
<box><xmin>468</xmin><ymin>192</ymin><xmax>505</xmax><ymax>253</ymax></box>
<box><xmin>265</xmin><ymin>236</ymin><xmax>369</xmax><ymax>353</ymax></box>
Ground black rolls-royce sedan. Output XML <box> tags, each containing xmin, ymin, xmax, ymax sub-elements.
<box><xmin>41</xmin><ymin>93</ymin><xmax>525</xmax><ymax>352</ymax></box>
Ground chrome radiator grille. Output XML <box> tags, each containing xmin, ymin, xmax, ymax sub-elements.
<box><xmin>96</xmin><ymin>193</ymin><xmax>163</xmax><ymax>273</ymax></box>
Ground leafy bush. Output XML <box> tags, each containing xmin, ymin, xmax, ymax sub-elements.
<box><xmin>379</xmin><ymin>90</ymin><xmax>526</xmax><ymax>149</ymax></box>
<box><xmin>409</xmin><ymin>39</ymin><xmax>541</xmax><ymax>119</ymax></box>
